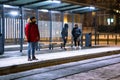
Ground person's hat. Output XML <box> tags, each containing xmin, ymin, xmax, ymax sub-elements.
<box><xmin>75</xmin><ymin>24</ymin><xmax>78</xmax><ymax>26</ymax></box>
<box><xmin>30</xmin><ymin>16</ymin><xmax>35</xmax><ymax>21</ymax></box>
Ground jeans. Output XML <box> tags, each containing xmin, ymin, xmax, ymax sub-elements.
<box><xmin>28</xmin><ymin>42</ymin><xmax>37</xmax><ymax>59</ymax></box>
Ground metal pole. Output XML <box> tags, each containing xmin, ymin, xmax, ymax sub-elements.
<box><xmin>0</xmin><ymin>9</ymin><xmax>1</xmax><ymax>33</ymax></box>
<box><xmin>20</xmin><ymin>6</ymin><xmax>23</xmax><ymax>52</ymax></box>
<box><xmin>0</xmin><ymin>17</ymin><xmax>2</xmax><ymax>33</ymax></box>
<box><xmin>72</xmin><ymin>13</ymin><xmax>74</xmax><ymax>30</ymax></box>
<box><xmin>36</xmin><ymin>9</ymin><xmax>39</xmax><ymax>50</ymax></box>
<box><xmin>36</xmin><ymin>9</ymin><xmax>39</xmax><ymax>24</ymax></box>
<box><xmin>80</xmin><ymin>14</ymin><xmax>83</xmax><ymax>47</ymax></box>
<box><xmin>115</xmin><ymin>34</ymin><xmax>117</xmax><ymax>45</ymax></box>
<box><xmin>49</xmin><ymin>10</ymin><xmax>52</xmax><ymax>50</ymax></box>
<box><xmin>60</xmin><ymin>12</ymin><xmax>64</xmax><ymax>48</ymax></box>
<box><xmin>107</xmin><ymin>34</ymin><xmax>109</xmax><ymax>45</ymax></box>
<box><xmin>0</xmin><ymin>4</ymin><xmax>5</xmax><ymax>55</ymax></box>
<box><xmin>71</xmin><ymin>13</ymin><xmax>74</xmax><ymax>47</ymax></box>
<box><xmin>61</xmin><ymin>12</ymin><xmax>64</xmax><ymax>28</ymax></box>
<box><xmin>94</xmin><ymin>15</ymin><xmax>97</xmax><ymax>45</ymax></box>
<box><xmin>98</xmin><ymin>33</ymin><xmax>99</xmax><ymax>45</ymax></box>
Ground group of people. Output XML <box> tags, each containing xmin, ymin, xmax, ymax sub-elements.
<box><xmin>61</xmin><ymin>23</ymin><xmax>81</xmax><ymax>50</ymax></box>
<box><xmin>25</xmin><ymin>16</ymin><xmax>81</xmax><ymax>61</ymax></box>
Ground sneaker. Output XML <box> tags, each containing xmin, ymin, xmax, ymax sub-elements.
<box><xmin>73</xmin><ymin>46</ymin><xmax>77</xmax><ymax>50</ymax></box>
<box><xmin>78</xmin><ymin>46</ymin><xmax>81</xmax><ymax>49</ymax></box>
<box><xmin>32</xmin><ymin>57</ymin><xmax>38</xmax><ymax>60</ymax></box>
<box><xmin>28</xmin><ymin>58</ymin><xmax>32</xmax><ymax>61</ymax></box>
<box><xmin>64</xmin><ymin>48</ymin><xmax>67</xmax><ymax>50</ymax></box>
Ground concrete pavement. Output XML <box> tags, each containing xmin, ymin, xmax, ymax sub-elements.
<box><xmin>1</xmin><ymin>52</ymin><xmax>120</xmax><ymax>80</ymax></box>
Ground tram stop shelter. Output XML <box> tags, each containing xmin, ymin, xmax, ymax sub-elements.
<box><xmin>0</xmin><ymin>0</ymin><xmax>102</xmax><ymax>54</ymax></box>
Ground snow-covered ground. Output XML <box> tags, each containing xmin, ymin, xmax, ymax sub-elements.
<box><xmin>57</xmin><ymin>63</ymin><xmax>120</xmax><ymax>80</ymax></box>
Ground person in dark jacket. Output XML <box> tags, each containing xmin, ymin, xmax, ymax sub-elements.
<box><xmin>25</xmin><ymin>16</ymin><xmax>40</xmax><ymax>61</ymax></box>
<box><xmin>61</xmin><ymin>23</ymin><xmax>69</xmax><ymax>50</ymax></box>
<box><xmin>72</xmin><ymin>24</ymin><xmax>81</xmax><ymax>49</ymax></box>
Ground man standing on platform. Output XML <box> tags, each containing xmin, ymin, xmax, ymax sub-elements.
<box><xmin>72</xmin><ymin>24</ymin><xmax>81</xmax><ymax>49</ymax></box>
<box><xmin>25</xmin><ymin>16</ymin><xmax>40</xmax><ymax>61</ymax></box>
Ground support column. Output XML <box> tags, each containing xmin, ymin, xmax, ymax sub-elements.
<box><xmin>0</xmin><ymin>4</ymin><xmax>5</xmax><ymax>55</ymax></box>
<box><xmin>36</xmin><ymin>9</ymin><xmax>39</xmax><ymax>50</ymax></box>
<box><xmin>94</xmin><ymin>15</ymin><xmax>97</xmax><ymax>45</ymax></box>
<box><xmin>36</xmin><ymin>9</ymin><xmax>39</xmax><ymax>24</ymax></box>
<box><xmin>61</xmin><ymin>12</ymin><xmax>64</xmax><ymax>28</ymax></box>
<box><xmin>71</xmin><ymin>13</ymin><xmax>74</xmax><ymax>47</ymax></box>
<box><xmin>80</xmin><ymin>14</ymin><xmax>83</xmax><ymax>47</ymax></box>
<box><xmin>20</xmin><ymin>7</ymin><xmax>23</xmax><ymax>52</ymax></box>
<box><xmin>49</xmin><ymin>10</ymin><xmax>53</xmax><ymax>50</ymax></box>
<box><xmin>60</xmin><ymin>12</ymin><xmax>64</xmax><ymax>48</ymax></box>
<box><xmin>72</xmin><ymin>13</ymin><xmax>74</xmax><ymax>29</ymax></box>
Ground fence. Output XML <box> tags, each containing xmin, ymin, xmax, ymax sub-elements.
<box><xmin>81</xmin><ymin>33</ymin><xmax>120</xmax><ymax>46</ymax></box>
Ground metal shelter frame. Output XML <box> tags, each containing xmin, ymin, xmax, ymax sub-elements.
<box><xmin>0</xmin><ymin>0</ymin><xmax>101</xmax><ymax>54</ymax></box>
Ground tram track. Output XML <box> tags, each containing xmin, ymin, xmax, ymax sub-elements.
<box><xmin>2</xmin><ymin>54</ymin><xmax>120</xmax><ymax>80</ymax></box>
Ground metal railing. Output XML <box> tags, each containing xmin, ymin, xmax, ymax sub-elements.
<box><xmin>81</xmin><ymin>33</ymin><xmax>120</xmax><ymax>46</ymax></box>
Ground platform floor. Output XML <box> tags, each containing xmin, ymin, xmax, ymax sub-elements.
<box><xmin>0</xmin><ymin>46</ymin><xmax>120</xmax><ymax>76</ymax></box>
<box><xmin>0</xmin><ymin>46</ymin><xmax>120</xmax><ymax>68</ymax></box>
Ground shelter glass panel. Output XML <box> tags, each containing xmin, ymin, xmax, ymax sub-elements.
<box><xmin>38</xmin><ymin>11</ymin><xmax>50</xmax><ymax>43</ymax></box>
<box><xmin>4</xmin><ymin>5</ymin><xmax>21</xmax><ymax>44</ymax></box>
<box><xmin>51</xmin><ymin>11</ymin><xmax>62</xmax><ymax>42</ymax></box>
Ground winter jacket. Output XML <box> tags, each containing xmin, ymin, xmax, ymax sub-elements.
<box><xmin>61</xmin><ymin>27</ymin><xmax>68</xmax><ymax>39</ymax></box>
<box><xmin>25</xmin><ymin>23</ymin><xmax>40</xmax><ymax>42</ymax></box>
<box><xmin>72</xmin><ymin>27</ymin><xmax>81</xmax><ymax>38</ymax></box>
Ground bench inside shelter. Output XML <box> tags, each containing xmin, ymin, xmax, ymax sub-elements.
<box><xmin>38</xmin><ymin>42</ymin><xmax>59</xmax><ymax>50</ymax></box>
<box><xmin>37</xmin><ymin>41</ymin><xmax>73</xmax><ymax>50</ymax></box>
